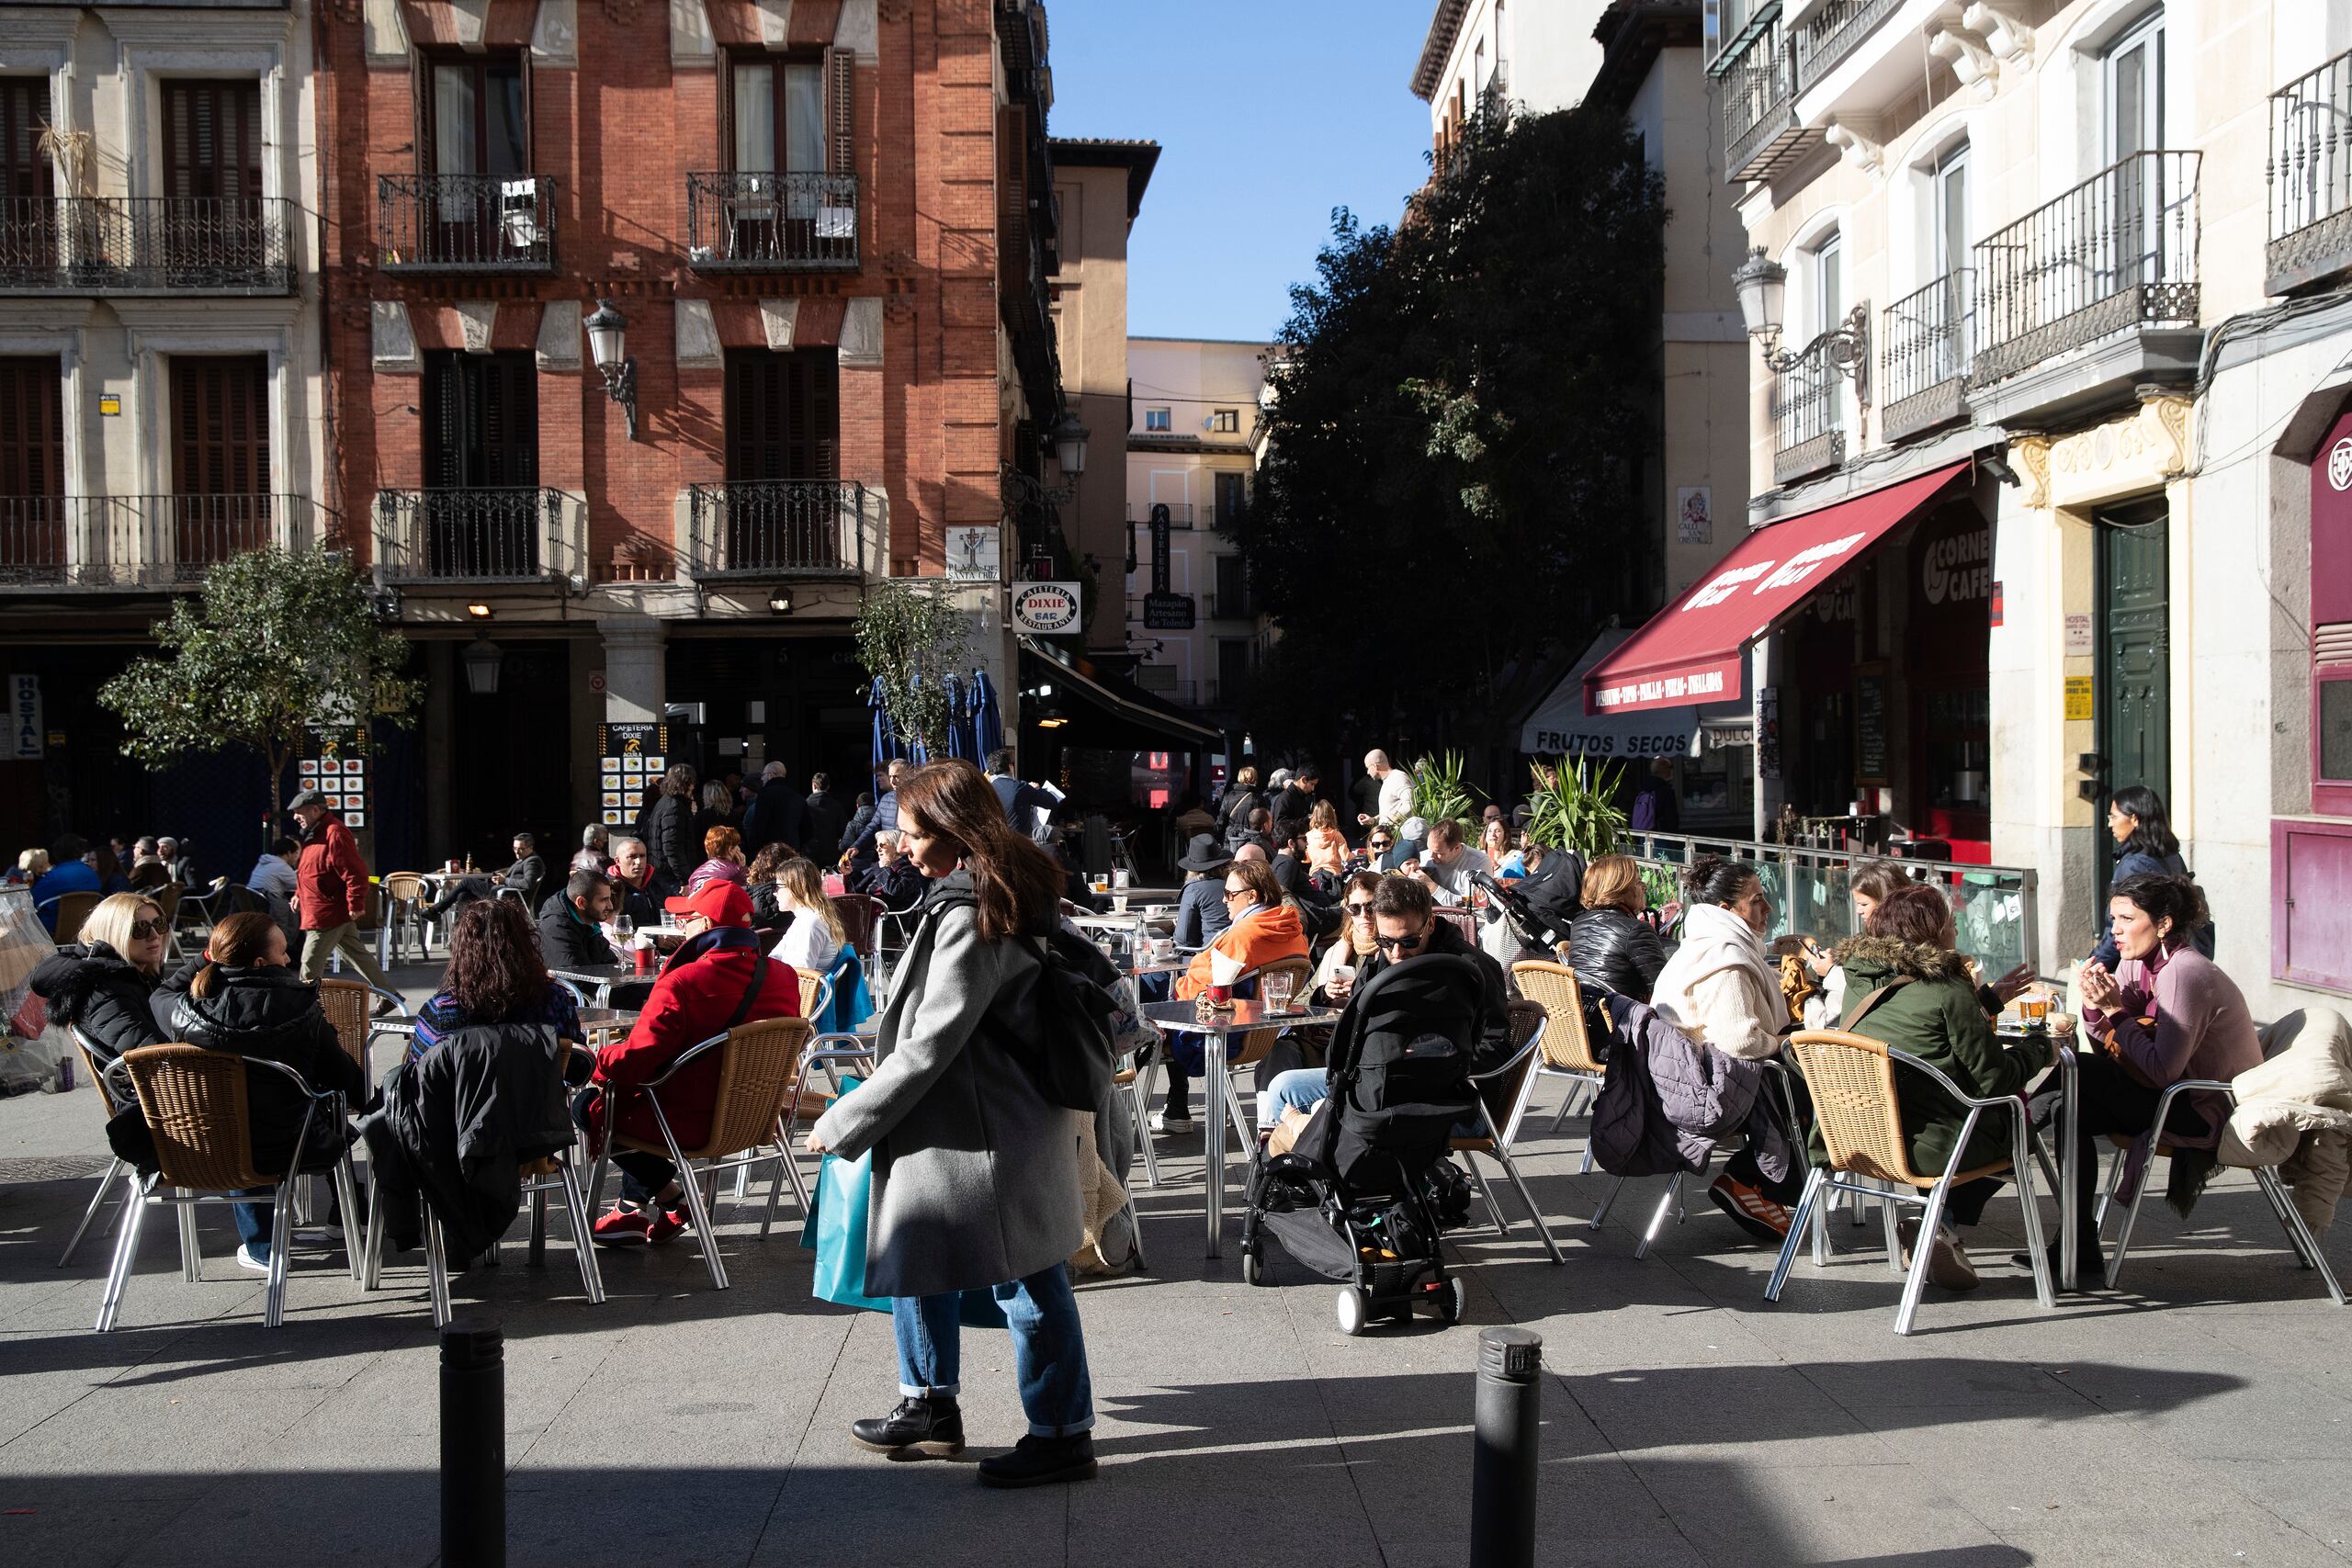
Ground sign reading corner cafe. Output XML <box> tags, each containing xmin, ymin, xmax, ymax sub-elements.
<box><xmin>1010</xmin><ymin>581</ymin><xmax>1082</xmax><ymax>636</ymax></box>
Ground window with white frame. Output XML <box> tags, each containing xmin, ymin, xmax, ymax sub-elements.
<box><xmin>1144</xmin><ymin>407</ymin><xmax>1170</xmax><ymax>433</ymax></box>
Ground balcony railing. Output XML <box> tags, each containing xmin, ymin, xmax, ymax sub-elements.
<box><xmin>1972</xmin><ymin>152</ymin><xmax>2199</xmax><ymax>386</ymax></box>
<box><xmin>685</xmin><ymin>172</ymin><xmax>860</xmax><ymax>272</ymax></box>
<box><xmin>1881</xmin><ymin>271</ymin><xmax>1972</xmax><ymax>442</ymax></box>
<box><xmin>376</xmin><ymin>174</ymin><xmax>557</xmax><ymax>274</ymax></box>
<box><xmin>0</xmin><ymin>197</ymin><xmax>294</xmax><ymax>295</ymax></box>
<box><xmin>1127</xmin><ymin>502</ymin><xmax>1195</xmax><ymax>529</ymax></box>
<box><xmin>685</xmin><ymin>480</ymin><xmax>876</xmax><ymax>578</ymax></box>
<box><xmin>0</xmin><ymin>493</ymin><xmax>330</xmax><ymax>589</ymax></box>
<box><xmin>1791</xmin><ymin>0</ymin><xmax>1904</xmax><ymax>93</ymax></box>
<box><xmin>373</xmin><ymin>487</ymin><xmax>570</xmax><ymax>582</ymax></box>
<box><xmin>1204</xmin><ymin>592</ymin><xmax>1253</xmax><ymax>621</ymax></box>
<box><xmin>2267</xmin><ymin>49</ymin><xmax>2352</xmax><ymax>293</ymax></box>
<box><xmin>1722</xmin><ymin>15</ymin><xmax>1809</xmax><ymax>181</ymax></box>
<box><xmin>1772</xmin><ymin>339</ymin><xmax>1846</xmax><ymax>485</ymax></box>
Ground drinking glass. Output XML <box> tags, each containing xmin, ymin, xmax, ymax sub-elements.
<box><xmin>614</xmin><ymin>913</ymin><xmax>635</xmax><ymax>942</ymax></box>
<box><xmin>1113</xmin><ymin>868</ymin><xmax>1132</xmax><ymax>891</ymax></box>
<box><xmin>1263</xmin><ymin>971</ymin><xmax>1295</xmax><ymax>1013</ymax></box>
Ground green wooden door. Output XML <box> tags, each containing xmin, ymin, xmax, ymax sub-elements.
<box><xmin>2097</xmin><ymin>497</ymin><xmax>2170</xmax><ymax>891</ymax></box>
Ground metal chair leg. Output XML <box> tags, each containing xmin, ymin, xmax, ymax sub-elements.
<box><xmin>360</xmin><ymin>1183</ymin><xmax>386</xmax><ymax>1291</ymax></box>
<box><xmin>528</xmin><ymin>1184</ymin><xmax>548</xmax><ymax>1266</ymax></box>
<box><xmin>2256</xmin><ymin>1166</ymin><xmax>2346</xmax><ymax>1305</ymax></box>
<box><xmin>265</xmin><ymin>1179</ymin><xmax>297</xmax><ymax>1328</ymax></box>
<box><xmin>1894</xmin><ymin>1176</ymin><xmax>1956</xmax><ymax>1336</ymax></box>
<box><xmin>555</xmin><ymin>1161</ymin><xmax>606</xmax><ymax>1306</ymax></box>
<box><xmin>2104</xmin><ymin>1150</ymin><xmax>2156</xmax><ymax>1290</ymax></box>
<box><xmin>1589</xmin><ymin>1175</ymin><xmax>1625</xmax><ymax>1229</ymax></box>
<box><xmin>1882</xmin><ymin>1177</ymin><xmax>1905</xmax><ymax>1276</ymax></box>
<box><xmin>332</xmin><ymin>1158</ymin><xmax>366</xmax><ymax>1285</ymax></box>
<box><xmin>1633</xmin><ymin>1171</ymin><xmax>1683</xmax><ymax>1259</ymax></box>
<box><xmin>647</xmin><ymin>1096</ymin><xmax>728</xmax><ymax>1290</ymax></box>
<box><xmin>2012</xmin><ymin>1118</ymin><xmax>2054</xmax><ymax>1311</ymax></box>
<box><xmin>1130</xmin><ymin>1059</ymin><xmax>1161</xmax><ymax>1188</ymax></box>
<box><xmin>1490</xmin><ymin>1145</ymin><xmax>1565</xmax><ymax>1266</ymax></box>
<box><xmin>176</xmin><ymin>1190</ymin><xmax>202</xmax><ymax>1282</ymax></box>
<box><xmin>424</xmin><ymin>1213</ymin><xmax>453</xmax><ymax>1327</ymax></box>
<box><xmin>59</xmin><ymin>1157</ymin><xmax>128</xmax><ymax>1268</ymax></box>
<box><xmin>95</xmin><ymin>1171</ymin><xmax>153</xmax><ymax>1331</ymax></box>
<box><xmin>1764</xmin><ymin>1167</ymin><xmax>1825</xmax><ymax>1302</ymax></box>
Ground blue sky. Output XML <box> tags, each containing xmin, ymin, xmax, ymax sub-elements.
<box><xmin>1046</xmin><ymin>0</ymin><xmax>1439</xmax><ymax>344</ymax></box>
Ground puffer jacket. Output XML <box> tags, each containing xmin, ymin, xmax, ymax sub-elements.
<box><xmin>1825</xmin><ymin>936</ymin><xmax>2046</xmax><ymax>1178</ymax></box>
<box><xmin>1566</xmin><ymin>907</ymin><xmax>1668</xmax><ymax>1003</ymax></box>
<box><xmin>1589</xmin><ymin>993</ymin><xmax>1791</xmax><ymax>1182</ymax></box>
<box><xmin>2221</xmin><ymin>1008</ymin><xmax>2352</xmax><ymax>1233</ymax></box>
<box><xmin>29</xmin><ymin>942</ymin><xmax>167</xmax><ymax>1065</ymax></box>
<box><xmin>169</xmin><ymin>965</ymin><xmax>365</xmax><ymax>1174</ymax></box>
<box><xmin>645</xmin><ymin>794</ymin><xmax>697</xmax><ymax>888</ymax></box>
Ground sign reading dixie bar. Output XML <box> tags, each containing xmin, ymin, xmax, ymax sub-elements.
<box><xmin>1010</xmin><ymin>581</ymin><xmax>1083</xmax><ymax>636</ymax></box>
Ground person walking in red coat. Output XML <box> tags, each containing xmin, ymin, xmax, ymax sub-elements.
<box><xmin>579</xmin><ymin>878</ymin><xmax>800</xmax><ymax>1245</ymax></box>
<box><xmin>288</xmin><ymin>788</ymin><xmax>395</xmax><ymax>993</ymax></box>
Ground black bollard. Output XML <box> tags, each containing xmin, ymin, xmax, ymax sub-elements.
<box><xmin>1470</xmin><ymin>1325</ymin><xmax>1542</xmax><ymax>1568</ymax></box>
<box><xmin>440</xmin><ymin>1316</ymin><xmax>505</xmax><ymax>1568</ymax></box>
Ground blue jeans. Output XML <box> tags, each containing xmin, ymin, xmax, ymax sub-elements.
<box><xmin>893</xmin><ymin>1264</ymin><xmax>1095</xmax><ymax>1438</ymax></box>
<box><xmin>232</xmin><ymin>1187</ymin><xmax>273</xmax><ymax>1262</ymax></box>
<box><xmin>1257</xmin><ymin>1067</ymin><xmax>1329</xmax><ymax>1129</ymax></box>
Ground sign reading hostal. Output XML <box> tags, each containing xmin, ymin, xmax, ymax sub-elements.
<box><xmin>8</xmin><ymin>675</ymin><xmax>39</xmax><ymax>760</ymax></box>
<box><xmin>1010</xmin><ymin>581</ymin><xmax>1082</xmax><ymax>636</ymax></box>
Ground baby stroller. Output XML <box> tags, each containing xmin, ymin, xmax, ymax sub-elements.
<box><xmin>1238</xmin><ymin>953</ymin><xmax>1487</xmax><ymax>1335</ymax></box>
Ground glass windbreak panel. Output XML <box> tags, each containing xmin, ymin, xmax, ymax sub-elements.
<box><xmin>2322</xmin><ymin>675</ymin><xmax>2352</xmax><ymax>783</ymax></box>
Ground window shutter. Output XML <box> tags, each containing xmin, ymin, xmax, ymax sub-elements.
<box><xmin>412</xmin><ymin>51</ymin><xmax>432</xmax><ymax>171</ymax></box>
<box><xmin>825</xmin><ymin>47</ymin><xmax>854</xmax><ymax>175</ymax></box>
<box><xmin>0</xmin><ymin>359</ymin><xmax>64</xmax><ymax>498</ymax></box>
<box><xmin>0</xmin><ymin>81</ymin><xmax>51</xmax><ymax>202</ymax></box>
<box><xmin>171</xmin><ymin>357</ymin><xmax>266</xmax><ymax>495</ymax></box>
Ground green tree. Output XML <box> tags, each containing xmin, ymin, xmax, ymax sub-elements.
<box><xmin>1245</xmin><ymin>107</ymin><xmax>1667</xmax><ymax>779</ymax></box>
<box><xmin>854</xmin><ymin>579</ymin><xmax>973</xmax><ymax>757</ymax></box>
<box><xmin>98</xmin><ymin>547</ymin><xmax>422</xmax><ymax>840</ymax></box>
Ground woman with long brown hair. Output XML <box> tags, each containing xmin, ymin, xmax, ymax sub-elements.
<box><xmin>806</xmin><ymin>759</ymin><xmax>1100</xmax><ymax>1488</ymax></box>
<box><xmin>410</xmin><ymin>897</ymin><xmax>580</xmax><ymax>1064</ymax></box>
<box><xmin>168</xmin><ymin>911</ymin><xmax>364</xmax><ymax>1275</ymax></box>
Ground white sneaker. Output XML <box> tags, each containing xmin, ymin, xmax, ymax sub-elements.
<box><xmin>235</xmin><ymin>1244</ymin><xmax>272</xmax><ymax>1275</ymax></box>
<box><xmin>1150</xmin><ymin>1110</ymin><xmax>1195</xmax><ymax>1134</ymax></box>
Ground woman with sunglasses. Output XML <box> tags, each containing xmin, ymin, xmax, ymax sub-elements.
<box><xmin>1311</xmin><ymin>871</ymin><xmax>1385</xmax><ymax>1006</ymax></box>
<box><xmin>29</xmin><ymin>892</ymin><xmax>175</xmax><ymax>1066</ymax></box>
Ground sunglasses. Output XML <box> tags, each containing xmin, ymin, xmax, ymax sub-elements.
<box><xmin>1369</xmin><ymin>840</ymin><xmax>1393</xmax><ymax>852</ymax></box>
<box><xmin>1374</xmin><ymin>930</ymin><xmax>1428</xmax><ymax>952</ymax></box>
<box><xmin>1222</xmin><ymin>886</ymin><xmax>1250</xmax><ymax>900</ymax></box>
<box><xmin>1344</xmin><ymin>900</ymin><xmax>1376</xmax><ymax>916</ymax></box>
<box><xmin>128</xmin><ymin>919</ymin><xmax>165</xmax><ymax>940</ymax></box>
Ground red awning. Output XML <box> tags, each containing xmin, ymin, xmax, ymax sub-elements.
<box><xmin>1586</xmin><ymin>462</ymin><xmax>1973</xmax><ymax>716</ymax></box>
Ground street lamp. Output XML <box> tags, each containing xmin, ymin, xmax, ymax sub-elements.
<box><xmin>462</xmin><ymin>635</ymin><xmax>503</xmax><ymax>696</ymax></box>
<box><xmin>1732</xmin><ymin>245</ymin><xmax>1871</xmax><ymax>413</ymax></box>
<box><xmin>1048</xmin><ymin>410</ymin><xmax>1089</xmax><ymax>477</ymax></box>
<box><xmin>584</xmin><ymin>298</ymin><xmax>639</xmax><ymax>440</ymax></box>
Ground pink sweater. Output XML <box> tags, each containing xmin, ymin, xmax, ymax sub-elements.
<box><xmin>2086</xmin><ymin>943</ymin><xmax>2262</xmax><ymax>1140</ymax></box>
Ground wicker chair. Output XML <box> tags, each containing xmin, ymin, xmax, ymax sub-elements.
<box><xmin>1450</xmin><ymin>999</ymin><xmax>1566</xmax><ymax>1264</ymax></box>
<box><xmin>361</xmin><ymin>1044</ymin><xmax>606</xmax><ymax>1324</ymax></box>
<box><xmin>100</xmin><ymin>1043</ymin><xmax>362</xmax><ymax>1331</ymax></box>
<box><xmin>589</xmin><ymin>1014</ymin><xmax>816</xmax><ymax>1289</ymax></box>
<box><xmin>1767</xmin><ymin>1028</ymin><xmax>2055</xmax><ymax>1336</ymax></box>
<box><xmin>1510</xmin><ymin>960</ymin><xmax>1608</xmax><ymax>1153</ymax></box>
<box><xmin>379</xmin><ymin>872</ymin><xmax>433</xmax><ymax>964</ymax></box>
<box><xmin>318</xmin><ymin>976</ymin><xmax>407</xmax><ymax>1083</ymax></box>
<box><xmin>2094</xmin><ymin>1078</ymin><xmax>2346</xmax><ymax>1303</ymax></box>
<box><xmin>831</xmin><ymin>894</ymin><xmax>881</xmax><ymax>962</ymax></box>
<box><xmin>48</xmin><ymin>890</ymin><xmax>100</xmax><ymax>945</ymax></box>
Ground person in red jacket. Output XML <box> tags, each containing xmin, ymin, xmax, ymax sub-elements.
<box><xmin>288</xmin><ymin>788</ymin><xmax>396</xmax><ymax>993</ymax></box>
<box><xmin>581</xmin><ymin>878</ymin><xmax>800</xmax><ymax>1245</ymax></box>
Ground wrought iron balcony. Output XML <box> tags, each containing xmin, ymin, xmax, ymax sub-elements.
<box><xmin>0</xmin><ymin>197</ymin><xmax>294</xmax><ymax>296</ymax></box>
<box><xmin>1204</xmin><ymin>592</ymin><xmax>1253</xmax><ymax>621</ymax></box>
<box><xmin>685</xmin><ymin>172</ymin><xmax>860</xmax><ymax>271</ymax></box>
<box><xmin>1971</xmin><ymin>152</ymin><xmax>2199</xmax><ymax>387</ymax></box>
<box><xmin>685</xmin><ymin>479</ymin><xmax>876</xmax><ymax>578</ymax></box>
<box><xmin>2267</xmin><ymin>49</ymin><xmax>2352</xmax><ymax>294</ymax></box>
<box><xmin>376</xmin><ymin>174</ymin><xmax>557</xmax><ymax>274</ymax></box>
<box><xmin>1772</xmin><ymin>339</ymin><xmax>1846</xmax><ymax>486</ymax></box>
<box><xmin>1791</xmin><ymin>0</ymin><xmax>1904</xmax><ymax>93</ymax></box>
<box><xmin>0</xmin><ymin>493</ymin><xmax>329</xmax><ymax>589</ymax></box>
<box><xmin>1881</xmin><ymin>271</ymin><xmax>1972</xmax><ymax>443</ymax></box>
<box><xmin>1127</xmin><ymin>502</ymin><xmax>1194</xmax><ymax>529</ymax></box>
<box><xmin>1720</xmin><ymin>12</ymin><xmax>1814</xmax><ymax>182</ymax></box>
<box><xmin>373</xmin><ymin>488</ymin><xmax>571</xmax><ymax>583</ymax></box>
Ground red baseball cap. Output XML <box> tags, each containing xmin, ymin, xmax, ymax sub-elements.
<box><xmin>663</xmin><ymin>880</ymin><xmax>753</xmax><ymax>927</ymax></box>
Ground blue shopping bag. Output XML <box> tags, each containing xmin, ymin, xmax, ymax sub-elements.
<box><xmin>801</xmin><ymin>1076</ymin><xmax>1005</xmax><ymax>1327</ymax></box>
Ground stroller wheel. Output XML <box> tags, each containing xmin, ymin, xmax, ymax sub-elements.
<box><xmin>1335</xmin><ymin>1287</ymin><xmax>1370</xmax><ymax>1337</ymax></box>
<box><xmin>1241</xmin><ymin>1247</ymin><xmax>1264</xmax><ymax>1287</ymax></box>
<box><xmin>1435</xmin><ymin>1274</ymin><xmax>1467</xmax><ymax>1324</ymax></box>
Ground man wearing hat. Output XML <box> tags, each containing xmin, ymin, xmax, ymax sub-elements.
<box><xmin>578</xmin><ymin>878</ymin><xmax>801</xmax><ymax>1245</ymax></box>
<box><xmin>288</xmin><ymin>788</ymin><xmax>397</xmax><ymax>995</ymax></box>
<box><xmin>1171</xmin><ymin>832</ymin><xmax>1235</xmax><ymax>951</ymax></box>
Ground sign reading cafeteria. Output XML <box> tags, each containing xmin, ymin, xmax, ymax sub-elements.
<box><xmin>1010</xmin><ymin>581</ymin><xmax>1082</xmax><ymax>635</ymax></box>
<box><xmin>598</xmin><ymin>722</ymin><xmax>669</xmax><ymax>827</ymax></box>
<box><xmin>300</xmin><ymin>724</ymin><xmax>370</xmax><ymax>829</ymax></box>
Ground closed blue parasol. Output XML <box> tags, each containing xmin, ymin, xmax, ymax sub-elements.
<box><xmin>967</xmin><ymin>668</ymin><xmax>1003</xmax><ymax>759</ymax></box>
<box><xmin>943</xmin><ymin>671</ymin><xmax>974</xmax><ymax>759</ymax></box>
<box><xmin>868</xmin><ymin>675</ymin><xmax>911</xmax><ymax>771</ymax></box>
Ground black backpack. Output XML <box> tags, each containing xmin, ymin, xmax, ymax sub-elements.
<box><xmin>927</xmin><ymin>888</ymin><xmax>1121</xmax><ymax>1113</ymax></box>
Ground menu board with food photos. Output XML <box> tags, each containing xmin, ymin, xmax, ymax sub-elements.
<box><xmin>598</xmin><ymin>722</ymin><xmax>669</xmax><ymax>827</ymax></box>
<box><xmin>300</xmin><ymin>724</ymin><xmax>371</xmax><ymax>829</ymax></box>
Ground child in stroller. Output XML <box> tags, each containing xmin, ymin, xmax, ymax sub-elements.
<box><xmin>1239</xmin><ymin>950</ymin><xmax>1493</xmax><ymax>1335</ymax></box>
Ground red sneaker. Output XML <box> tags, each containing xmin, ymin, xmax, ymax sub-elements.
<box><xmin>1707</xmin><ymin>1175</ymin><xmax>1792</xmax><ymax>1244</ymax></box>
<box><xmin>644</xmin><ymin>1207</ymin><xmax>690</xmax><ymax>1246</ymax></box>
<box><xmin>592</xmin><ymin>1206</ymin><xmax>650</xmax><ymax>1246</ymax></box>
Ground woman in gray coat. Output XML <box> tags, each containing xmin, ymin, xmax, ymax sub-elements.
<box><xmin>807</xmin><ymin>759</ymin><xmax>1097</xmax><ymax>1488</ymax></box>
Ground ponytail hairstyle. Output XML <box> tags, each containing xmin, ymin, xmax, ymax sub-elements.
<box><xmin>893</xmin><ymin>760</ymin><xmax>1065</xmax><ymax>942</ymax></box>
<box><xmin>190</xmin><ymin>911</ymin><xmax>281</xmax><ymax>999</ymax></box>
<box><xmin>1683</xmin><ymin>854</ymin><xmax>1760</xmax><ymax>908</ymax></box>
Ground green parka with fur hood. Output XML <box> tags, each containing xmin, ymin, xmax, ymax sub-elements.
<box><xmin>1817</xmin><ymin>936</ymin><xmax>2048</xmax><ymax>1177</ymax></box>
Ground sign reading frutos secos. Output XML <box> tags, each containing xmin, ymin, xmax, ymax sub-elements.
<box><xmin>1010</xmin><ymin>581</ymin><xmax>1082</xmax><ymax>635</ymax></box>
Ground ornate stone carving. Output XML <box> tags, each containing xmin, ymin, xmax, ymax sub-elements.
<box><xmin>607</xmin><ymin>0</ymin><xmax>651</xmax><ymax>26</ymax></box>
<box><xmin>531</xmin><ymin>0</ymin><xmax>579</xmax><ymax>66</ymax></box>
<box><xmin>454</xmin><ymin>299</ymin><xmax>497</xmax><ymax>353</ymax></box>
<box><xmin>2143</xmin><ymin>392</ymin><xmax>2192</xmax><ymax>477</ymax></box>
<box><xmin>759</xmin><ymin>299</ymin><xmax>798</xmax><ymax>351</ymax></box>
<box><xmin>2010</xmin><ymin>434</ymin><xmax>2051</xmax><ymax>510</ymax></box>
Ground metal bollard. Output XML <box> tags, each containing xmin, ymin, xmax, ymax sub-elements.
<box><xmin>1470</xmin><ymin>1326</ymin><xmax>1543</xmax><ymax>1568</ymax></box>
<box><xmin>440</xmin><ymin>1316</ymin><xmax>505</xmax><ymax>1568</ymax></box>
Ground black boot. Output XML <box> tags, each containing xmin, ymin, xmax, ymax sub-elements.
<box><xmin>850</xmin><ymin>1396</ymin><xmax>964</xmax><ymax>1457</ymax></box>
<box><xmin>977</xmin><ymin>1431</ymin><xmax>1098</xmax><ymax>1489</ymax></box>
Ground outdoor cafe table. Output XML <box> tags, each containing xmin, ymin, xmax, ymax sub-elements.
<box><xmin>1998</xmin><ymin>1023</ymin><xmax>2083</xmax><ymax>1292</ymax></box>
<box><xmin>1140</xmin><ymin>997</ymin><xmax>1344</xmax><ymax>1258</ymax></box>
<box><xmin>548</xmin><ymin>964</ymin><xmax>640</xmax><ymax>1006</ymax></box>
